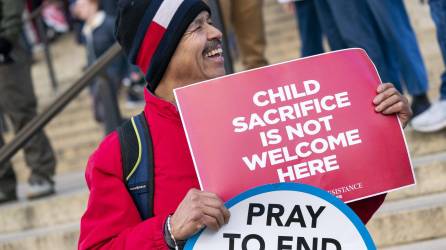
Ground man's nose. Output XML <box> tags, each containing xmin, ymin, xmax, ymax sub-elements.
<box><xmin>207</xmin><ymin>25</ymin><xmax>223</xmax><ymax>41</ymax></box>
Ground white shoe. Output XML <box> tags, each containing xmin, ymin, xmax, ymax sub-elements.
<box><xmin>26</xmin><ymin>177</ymin><xmax>55</xmax><ymax>199</ymax></box>
<box><xmin>411</xmin><ymin>100</ymin><xmax>446</xmax><ymax>132</ymax></box>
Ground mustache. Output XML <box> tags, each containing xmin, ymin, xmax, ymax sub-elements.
<box><xmin>203</xmin><ymin>39</ymin><xmax>222</xmax><ymax>54</ymax></box>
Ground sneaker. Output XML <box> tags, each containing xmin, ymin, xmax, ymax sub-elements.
<box><xmin>26</xmin><ymin>176</ymin><xmax>55</xmax><ymax>199</ymax></box>
<box><xmin>0</xmin><ymin>190</ymin><xmax>17</xmax><ymax>204</ymax></box>
<box><xmin>411</xmin><ymin>100</ymin><xmax>446</xmax><ymax>132</ymax></box>
<box><xmin>411</xmin><ymin>94</ymin><xmax>431</xmax><ymax>118</ymax></box>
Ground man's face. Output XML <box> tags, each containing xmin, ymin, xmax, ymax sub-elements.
<box><xmin>73</xmin><ymin>0</ymin><xmax>97</xmax><ymax>21</ymax></box>
<box><xmin>165</xmin><ymin>11</ymin><xmax>225</xmax><ymax>86</ymax></box>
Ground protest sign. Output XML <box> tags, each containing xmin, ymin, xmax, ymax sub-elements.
<box><xmin>185</xmin><ymin>183</ymin><xmax>376</xmax><ymax>250</ymax></box>
<box><xmin>174</xmin><ymin>49</ymin><xmax>415</xmax><ymax>202</ymax></box>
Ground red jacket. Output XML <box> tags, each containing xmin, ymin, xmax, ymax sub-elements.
<box><xmin>78</xmin><ymin>90</ymin><xmax>385</xmax><ymax>249</ymax></box>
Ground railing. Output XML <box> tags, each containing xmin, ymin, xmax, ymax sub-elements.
<box><xmin>27</xmin><ymin>5</ymin><xmax>59</xmax><ymax>92</ymax></box>
<box><xmin>0</xmin><ymin>0</ymin><xmax>233</xmax><ymax>173</ymax></box>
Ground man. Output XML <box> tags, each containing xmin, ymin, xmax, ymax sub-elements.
<box><xmin>0</xmin><ymin>0</ymin><xmax>57</xmax><ymax>203</ymax></box>
<box><xmin>78</xmin><ymin>0</ymin><xmax>412</xmax><ymax>249</ymax></box>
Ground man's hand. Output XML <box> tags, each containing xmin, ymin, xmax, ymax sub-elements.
<box><xmin>170</xmin><ymin>188</ymin><xmax>230</xmax><ymax>240</ymax></box>
<box><xmin>373</xmin><ymin>83</ymin><xmax>412</xmax><ymax>128</ymax></box>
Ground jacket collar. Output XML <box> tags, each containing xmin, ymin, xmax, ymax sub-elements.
<box><xmin>144</xmin><ymin>88</ymin><xmax>181</xmax><ymax>121</ymax></box>
<box><xmin>82</xmin><ymin>11</ymin><xmax>106</xmax><ymax>37</ymax></box>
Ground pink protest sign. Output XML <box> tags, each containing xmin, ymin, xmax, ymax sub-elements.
<box><xmin>174</xmin><ymin>49</ymin><xmax>415</xmax><ymax>203</ymax></box>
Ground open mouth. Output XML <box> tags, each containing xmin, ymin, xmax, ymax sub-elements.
<box><xmin>204</xmin><ymin>47</ymin><xmax>223</xmax><ymax>58</ymax></box>
<box><xmin>203</xmin><ymin>40</ymin><xmax>224</xmax><ymax>62</ymax></box>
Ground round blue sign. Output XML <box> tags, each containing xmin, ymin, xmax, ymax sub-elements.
<box><xmin>185</xmin><ymin>183</ymin><xmax>376</xmax><ymax>250</ymax></box>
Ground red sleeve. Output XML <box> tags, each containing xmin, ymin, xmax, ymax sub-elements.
<box><xmin>348</xmin><ymin>194</ymin><xmax>386</xmax><ymax>224</ymax></box>
<box><xmin>78</xmin><ymin>132</ymin><xmax>169</xmax><ymax>250</ymax></box>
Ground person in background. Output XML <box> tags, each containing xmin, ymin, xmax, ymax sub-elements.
<box><xmin>72</xmin><ymin>0</ymin><xmax>144</xmax><ymax>128</ymax></box>
<box><xmin>412</xmin><ymin>0</ymin><xmax>446</xmax><ymax>132</ymax></box>
<box><xmin>363</xmin><ymin>0</ymin><xmax>432</xmax><ymax>117</ymax></box>
<box><xmin>318</xmin><ymin>0</ymin><xmax>431</xmax><ymax>117</ymax></box>
<box><xmin>41</xmin><ymin>0</ymin><xmax>70</xmax><ymax>38</ymax></box>
<box><xmin>0</xmin><ymin>0</ymin><xmax>57</xmax><ymax>203</ymax></box>
<box><xmin>280</xmin><ymin>0</ymin><xmax>397</xmax><ymax>88</ymax></box>
<box><xmin>281</xmin><ymin>0</ymin><xmax>431</xmax><ymax>118</ymax></box>
<box><xmin>219</xmin><ymin>0</ymin><xmax>269</xmax><ymax>69</ymax></box>
<box><xmin>280</xmin><ymin>0</ymin><xmax>325</xmax><ymax>57</ymax></box>
<box><xmin>99</xmin><ymin>0</ymin><xmax>116</xmax><ymax>16</ymax></box>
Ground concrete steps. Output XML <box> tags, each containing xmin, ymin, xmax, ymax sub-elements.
<box><xmin>382</xmin><ymin>238</ymin><xmax>446</xmax><ymax>250</ymax></box>
<box><xmin>0</xmin><ymin>172</ymin><xmax>85</xmax><ymax>250</ymax></box>
<box><xmin>0</xmin><ymin>191</ymin><xmax>86</xmax><ymax>235</ymax></box>
<box><xmin>263</xmin><ymin>0</ymin><xmax>300</xmax><ymax>64</ymax></box>
<box><xmin>367</xmin><ymin>151</ymin><xmax>446</xmax><ymax>247</ymax></box>
<box><xmin>368</xmin><ymin>191</ymin><xmax>446</xmax><ymax>247</ymax></box>
<box><xmin>0</xmin><ymin>172</ymin><xmax>85</xmax><ymax>233</ymax></box>
<box><xmin>0</xmin><ymin>223</ymin><xmax>79</xmax><ymax>250</ymax></box>
<box><xmin>405</xmin><ymin>128</ymin><xmax>446</xmax><ymax>157</ymax></box>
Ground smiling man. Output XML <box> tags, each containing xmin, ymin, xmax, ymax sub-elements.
<box><xmin>78</xmin><ymin>1</ymin><xmax>411</xmax><ymax>249</ymax></box>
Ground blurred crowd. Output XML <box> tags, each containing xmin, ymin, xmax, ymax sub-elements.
<box><xmin>0</xmin><ymin>0</ymin><xmax>147</xmax><ymax>204</ymax></box>
<box><xmin>211</xmin><ymin>0</ymin><xmax>446</xmax><ymax>133</ymax></box>
<box><xmin>208</xmin><ymin>0</ymin><xmax>446</xmax><ymax>133</ymax></box>
<box><xmin>0</xmin><ymin>0</ymin><xmax>445</xmax><ymax>204</ymax></box>
<box><xmin>280</xmin><ymin>0</ymin><xmax>446</xmax><ymax>133</ymax></box>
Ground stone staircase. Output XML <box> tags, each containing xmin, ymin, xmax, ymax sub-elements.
<box><xmin>1</xmin><ymin>0</ymin><xmax>446</xmax><ymax>249</ymax></box>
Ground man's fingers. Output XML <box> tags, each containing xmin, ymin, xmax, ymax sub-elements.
<box><xmin>172</xmin><ymin>189</ymin><xmax>231</xmax><ymax>240</ymax></box>
<box><xmin>377</xmin><ymin>83</ymin><xmax>394</xmax><ymax>93</ymax></box>
<box><xmin>201</xmin><ymin>214</ymin><xmax>220</xmax><ymax>231</ymax></box>
<box><xmin>222</xmin><ymin>206</ymin><xmax>230</xmax><ymax>224</ymax></box>
<box><xmin>202</xmin><ymin>205</ymin><xmax>225</xmax><ymax>227</ymax></box>
<box><xmin>199</xmin><ymin>194</ymin><xmax>225</xmax><ymax>210</ymax></box>
<box><xmin>382</xmin><ymin>101</ymin><xmax>405</xmax><ymax>115</ymax></box>
<box><xmin>373</xmin><ymin>87</ymin><xmax>399</xmax><ymax>105</ymax></box>
<box><xmin>213</xmin><ymin>205</ymin><xmax>230</xmax><ymax>225</ymax></box>
<box><xmin>200</xmin><ymin>196</ymin><xmax>231</xmax><ymax>224</ymax></box>
<box><xmin>199</xmin><ymin>191</ymin><xmax>223</xmax><ymax>199</ymax></box>
<box><xmin>375</xmin><ymin>94</ymin><xmax>401</xmax><ymax>112</ymax></box>
<box><xmin>199</xmin><ymin>192</ymin><xmax>230</xmax><ymax>223</ymax></box>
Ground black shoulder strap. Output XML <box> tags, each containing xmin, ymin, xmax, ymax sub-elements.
<box><xmin>117</xmin><ymin>112</ymin><xmax>155</xmax><ymax>220</ymax></box>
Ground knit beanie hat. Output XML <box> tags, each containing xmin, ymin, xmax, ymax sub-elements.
<box><xmin>115</xmin><ymin>0</ymin><xmax>210</xmax><ymax>92</ymax></box>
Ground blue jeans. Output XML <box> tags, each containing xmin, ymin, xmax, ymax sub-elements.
<box><xmin>294</xmin><ymin>0</ymin><xmax>324</xmax><ymax>57</ymax></box>
<box><xmin>312</xmin><ymin>0</ymin><xmax>347</xmax><ymax>51</ymax></box>
<box><xmin>366</xmin><ymin>0</ymin><xmax>429</xmax><ymax>96</ymax></box>
<box><xmin>318</xmin><ymin>0</ymin><xmax>402</xmax><ymax>92</ymax></box>
<box><xmin>429</xmin><ymin>0</ymin><xmax>446</xmax><ymax>100</ymax></box>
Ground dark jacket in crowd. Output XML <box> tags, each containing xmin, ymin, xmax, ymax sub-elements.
<box><xmin>0</xmin><ymin>0</ymin><xmax>23</xmax><ymax>42</ymax></box>
<box><xmin>83</xmin><ymin>11</ymin><xmax>127</xmax><ymax>81</ymax></box>
<box><xmin>0</xmin><ymin>0</ymin><xmax>24</xmax><ymax>61</ymax></box>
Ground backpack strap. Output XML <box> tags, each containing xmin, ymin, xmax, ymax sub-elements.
<box><xmin>117</xmin><ymin>112</ymin><xmax>155</xmax><ymax>220</ymax></box>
